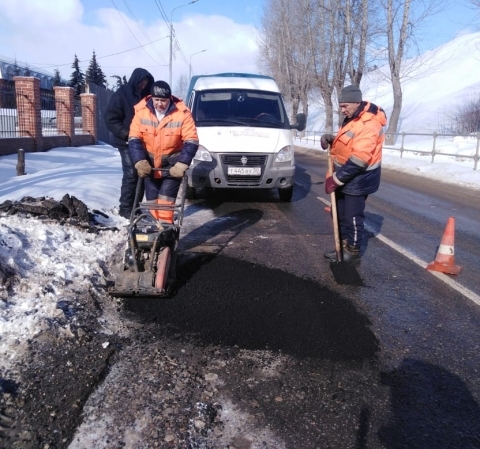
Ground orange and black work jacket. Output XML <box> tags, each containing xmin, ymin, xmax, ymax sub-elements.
<box><xmin>128</xmin><ymin>95</ymin><xmax>199</xmax><ymax>177</ymax></box>
<box><xmin>331</xmin><ymin>101</ymin><xmax>387</xmax><ymax>195</ymax></box>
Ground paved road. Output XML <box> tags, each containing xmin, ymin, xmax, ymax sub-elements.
<box><xmin>117</xmin><ymin>144</ymin><xmax>478</xmax><ymax>448</ymax></box>
<box><xmin>5</xmin><ymin>146</ymin><xmax>480</xmax><ymax>448</ymax></box>
<box><xmin>58</xmin><ymin>146</ymin><xmax>480</xmax><ymax>448</ymax></box>
<box><xmin>177</xmin><ymin>145</ymin><xmax>480</xmax><ymax>447</ymax></box>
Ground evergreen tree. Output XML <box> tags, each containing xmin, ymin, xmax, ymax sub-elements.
<box><xmin>86</xmin><ymin>50</ymin><xmax>106</xmax><ymax>88</ymax></box>
<box><xmin>110</xmin><ymin>75</ymin><xmax>123</xmax><ymax>92</ymax></box>
<box><xmin>69</xmin><ymin>54</ymin><xmax>85</xmax><ymax>98</ymax></box>
<box><xmin>53</xmin><ymin>69</ymin><xmax>64</xmax><ymax>86</ymax></box>
<box><xmin>24</xmin><ymin>64</ymin><xmax>32</xmax><ymax>76</ymax></box>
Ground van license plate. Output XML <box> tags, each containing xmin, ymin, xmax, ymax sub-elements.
<box><xmin>227</xmin><ymin>166</ymin><xmax>261</xmax><ymax>175</ymax></box>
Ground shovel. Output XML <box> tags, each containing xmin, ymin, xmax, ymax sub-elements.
<box><xmin>327</xmin><ymin>149</ymin><xmax>364</xmax><ymax>286</ymax></box>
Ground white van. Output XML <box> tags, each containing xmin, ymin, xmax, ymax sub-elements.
<box><xmin>185</xmin><ymin>73</ymin><xmax>306</xmax><ymax>201</ymax></box>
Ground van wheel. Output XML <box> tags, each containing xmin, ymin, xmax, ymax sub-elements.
<box><xmin>278</xmin><ymin>185</ymin><xmax>293</xmax><ymax>202</ymax></box>
<box><xmin>186</xmin><ymin>185</ymin><xmax>196</xmax><ymax>200</ymax></box>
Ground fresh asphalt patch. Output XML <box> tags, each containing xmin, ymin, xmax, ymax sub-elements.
<box><xmin>123</xmin><ymin>253</ymin><xmax>379</xmax><ymax>362</ymax></box>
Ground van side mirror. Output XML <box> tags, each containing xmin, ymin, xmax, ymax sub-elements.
<box><xmin>291</xmin><ymin>113</ymin><xmax>306</xmax><ymax>131</ymax></box>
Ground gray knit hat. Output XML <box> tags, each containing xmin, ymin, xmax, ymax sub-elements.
<box><xmin>338</xmin><ymin>85</ymin><xmax>362</xmax><ymax>103</ymax></box>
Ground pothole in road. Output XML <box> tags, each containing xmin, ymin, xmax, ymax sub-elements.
<box><xmin>124</xmin><ymin>253</ymin><xmax>379</xmax><ymax>362</ymax></box>
<box><xmin>98</xmin><ymin>253</ymin><xmax>385</xmax><ymax>448</ymax></box>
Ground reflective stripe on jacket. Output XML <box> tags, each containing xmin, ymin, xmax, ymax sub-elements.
<box><xmin>128</xmin><ymin>95</ymin><xmax>199</xmax><ymax>176</ymax></box>
<box><xmin>331</xmin><ymin>102</ymin><xmax>387</xmax><ymax>195</ymax></box>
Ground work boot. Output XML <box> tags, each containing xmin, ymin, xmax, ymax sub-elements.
<box><xmin>119</xmin><ymin>208</ymin><xmax>131</xmax><ymax>219</ymax></box>
<box><xmin>342</xmin><ymin>242</ymin><xmax>361</xmax><ymax>262</ymax></box>
<box><xmin>324</xmin><ymin>239</ymin><xmax>347</xmax><ymax>260</ymax></box>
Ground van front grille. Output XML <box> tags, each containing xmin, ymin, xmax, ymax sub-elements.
<box><xmin>221</xmin><ymin>155</ymin><xmax>268</xmax><ymax>166</ymax></box>
<box><xmin>220</xmin><ymin>154</ymin><xmax>267</xmax><ymax>185</ymax></box>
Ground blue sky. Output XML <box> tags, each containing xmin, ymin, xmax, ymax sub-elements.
<box><xmin>415</xmin><ymin>0</ymin><xmax>479</xmax><ymax>50</ymax></box>
<box><xmin>82</xmin><ymin>0</ymin><xmax>263</xmax><ymax>26</ymax></box>
<box><xmin>0</xmin><ymin>0</ymin><xmax>478</xmax><ymax>94</ymax></box>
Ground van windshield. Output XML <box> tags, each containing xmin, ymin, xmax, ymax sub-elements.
<box><xmin>193</xmin><ymin>90</ymin><xmax>288</xmax><ymax>128</ymax></box>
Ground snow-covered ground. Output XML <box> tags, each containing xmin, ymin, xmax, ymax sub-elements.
<box><xmin>0</xmin><ymin>145</ymin><xmax>128</xmax><ymax>375</ymax></box>
<box><xmin>294</xmin><ymin>134</ymin><xmax>480</xmax><ymax>191</ymax></box>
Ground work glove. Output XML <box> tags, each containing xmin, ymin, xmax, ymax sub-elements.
<box><xmin>320</xmin><ymin>133</ymin><xmax>335</xmax><ymax>150</ymax></box>
<box><xmin>135</xmin><ymin>160</ymin><xmax>152</xmax><ymax>178</ymax></box>
<box><xmin>325</xmin><ymin>176</ymin><xmax>339</xmax><ymax>194</ymax></box>
<box><xmin>169</xmin><ymin>162</ymin><xmax>189</xmax><ymax>178</ymax></box>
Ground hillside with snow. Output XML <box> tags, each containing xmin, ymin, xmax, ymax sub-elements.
<box><xmin>306</xmin><ymin>31</ymin><xmax>480</xmax><ymax>133</ymax></box>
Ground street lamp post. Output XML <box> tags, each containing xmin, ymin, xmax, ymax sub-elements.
<box><xmin>189</xmin><ymin>49</ymin><xmax>207</xmax><ymax>79</ymax></box>
<box><xmin>169</xmin><ymin>0</ymin><xmax>199</xmax><ymax>87</ymax></box>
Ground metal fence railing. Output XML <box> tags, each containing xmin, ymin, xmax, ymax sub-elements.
<box><xmin>384</xmin><ymin>132</ymin><xmax>480</xmax><ymax>170</ymax></box>
<box><xmin>41</xmin><ymin>89</ymin><xmax>59</xmax><ymax>136</ymax></box>
<box><xmin>0</xmin><ymin>79</ymin><xmax>113</xmax><ymax>147</ymax></box>
<box><xmin>295</xmin><ymin>130</ymin><xmax>480</xmax><ymax>170</ymax></box>
<box><xmin>74</xmin><ymin>99</ymin><xmax>84</xmax><ymax>134</ymax></box>
<box><xmin>1</xmin><ymin>85</ymin><xmax>87</xmax><ymax>138</ymax></box>
<box><xmin>0</xmin><ymin>81</ymin><xmax>18</xmax><ymax>137</ymax></box>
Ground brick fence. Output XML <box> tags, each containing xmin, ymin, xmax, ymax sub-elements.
<box><xmin>0</xmin><ymin>76</ymin><xmax>97</xmax><ymax>156</ymax></box>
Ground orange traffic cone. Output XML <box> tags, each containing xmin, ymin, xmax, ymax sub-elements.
<box><xmin>426</xmin><ymin>216</ymin><xmax>461</xmax><ymax>275</ymax></box>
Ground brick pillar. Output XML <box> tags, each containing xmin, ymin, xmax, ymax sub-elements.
<box><xmin>13</xmin><ymin>76</ymin><xmax>43</xmax><ymax>151</ymax></box>
<box><xmin>80</xmin><ymin>93</ymin><xmax>97</xmax><ymax>141</ymax></box>
<box><xmin>54</xmin><ymin>86</ymin><xmax>75</xmax><ymax>144</ymax></box>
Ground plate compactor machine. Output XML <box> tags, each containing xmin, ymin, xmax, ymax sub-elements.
<box><xmin>108</xmin><ymin>170</ymin><xmax>187</xmax><ymax>298</ymax></box>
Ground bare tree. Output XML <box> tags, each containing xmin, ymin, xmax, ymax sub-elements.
<box><xmin>373</xmin><ymin>0</ymin><xmax>446</xmax><ymax>143</ymax></box>
<box><xmin>175</xmin><ymin>73</ymin><xmax>189</xmax><ymax>99</ymax></box>
<box><xmin>345</xmin><ymin>0</ymin><xmax>370</xmax><ymax>86</ymax></box>
<box><xmin>13</xmin><ymin>58</ymin><xmax>21</xmax><ymax>76</ymax></box>
<box><xmin>302</xmin><ymin>0</ymin><xmax>341</xmax><ymax>132</ymax></box>
<box><xmin>259</xmin><ymin>0</ymin><xmax>450</xmax><ymax>138</ymax></box>
<box><xmin>309</xmin><ymin>0</ymin><xmax>374</xmax><ymax>131</ymax></box>
<box><xmin>384</xmin><ymin>0</ymin><xmax>411</xmax><ymax>143</ymax></box>
<box><xmin>258</xmin><ymin>0</ymin><xmax>313</xmax><ymax>122</ymax></box>
<box><xmin>451</xmin><ymin>93</ymin><xmax>480</xmax><ymax>134</ymax></box>
<box><xmin>333</xmin><ymin>0</ymin><xmax>372</xmax><ymax>125</ymax></box>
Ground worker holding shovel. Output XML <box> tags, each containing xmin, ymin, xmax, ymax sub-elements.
<box><xmin>321</xmin><ymin>85</ymin><xmax>387</xmax><ymax>262</ymax></box>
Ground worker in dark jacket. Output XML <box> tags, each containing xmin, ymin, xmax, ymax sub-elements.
<box><xmin>321</xmin><ymin>85</ymin><xmax>387</xmax><ymax>262</ymax></box>
<box><xmin>104</xmin><ymin>68</ymin><xmax>154</xmax><ymax>219</ymax></box>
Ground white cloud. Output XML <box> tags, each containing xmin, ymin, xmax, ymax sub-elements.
<box><xmin>0</xmin><ymin>0</ymin><xmax>84</xmax><ymax>26</ymax></box>
<box><xmin>0</xmin><ymin>3</ymin><xmax>259</xmax><ymax>85</ymax></box>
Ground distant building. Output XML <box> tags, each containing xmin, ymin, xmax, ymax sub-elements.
<box><xmin>0</xmin><ymin>58</ymin><xmax>55</xmax><ymax>89</ymax></box>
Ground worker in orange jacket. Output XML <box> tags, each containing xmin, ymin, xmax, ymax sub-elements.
<box><xmin>321</xmin><ymin>85</ymin><xmax>387</xmax><ymax>262</ymax></box>
<box><xmin>128</xmin><ymin>81</ymin><xmax>199</xmax><ymax>223</ymax></box>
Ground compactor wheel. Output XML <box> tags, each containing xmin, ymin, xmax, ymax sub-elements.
<box><xmin>155</xmin><ymin>246</ymin><xmax>171</xmax><ymax>290</ymax></box>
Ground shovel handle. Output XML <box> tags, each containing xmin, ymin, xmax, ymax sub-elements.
<box><xmin>327</xmin><ymin>146</ymin><xmax>343</xmax><ymax>262</ymax></box>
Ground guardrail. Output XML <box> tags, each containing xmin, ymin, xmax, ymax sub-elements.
<box><xmin>295</xmin><ymin>131</ymin><xmax>480</xmax><ymax>170</ymax></box>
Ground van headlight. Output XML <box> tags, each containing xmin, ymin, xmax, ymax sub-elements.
<box><xmin>193</xmin><ymin>145</ymin><xmax>212</xmax><ymax>162</ymax></box>
<box><xmin>274</xmin><ymin>145</ymin><xmax>294</xmax><ymax>163</ymax></box>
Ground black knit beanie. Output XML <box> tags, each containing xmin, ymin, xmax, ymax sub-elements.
<box><xmin>338</xmin><ymin>85</ymin><xmax>362</xmax><ymax>103</ymax></box>
<box><xmin>151</xmin><ymin>81</ymin><xmax>171</xmax><ymax>98</ymax></box>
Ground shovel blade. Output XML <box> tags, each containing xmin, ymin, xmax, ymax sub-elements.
<box><xmin>330</xmin><ymin>260</ymin><xmax>364</xmax><ymax>286</ymax></box>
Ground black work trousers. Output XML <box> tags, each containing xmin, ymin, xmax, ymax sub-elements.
<box><xmin>118</xmin><ymin>146</ymin><xmax>142</xmax><ymax>216</ymax></box>
<box><xmin>335</xmin><ymin>191</ymin><xmax>368</xmax><ymax>248</ymax></box>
